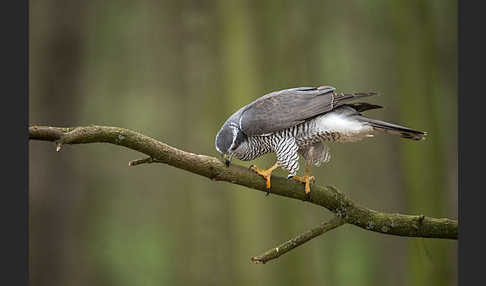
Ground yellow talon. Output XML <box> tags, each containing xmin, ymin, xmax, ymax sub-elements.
<box><xmin>292</xmin><ymin>175</ymin><xmax>314</xmax><ymax>194</ymax></box>
<box><xmin>250</xmin><ymin>163</ymin><xmax>279</xmax><ymax>193</ymax></box>
<box><xmin>291</xmin><ymin>163</ymin><xmax>314</xmax><ymax>195</ymax></box>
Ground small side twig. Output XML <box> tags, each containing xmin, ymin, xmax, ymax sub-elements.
<box><xmin>251</xmin><ymin>216</ymin><xmax>345</xmax><ymax>264</ymax></box>
<box><xmin>55</xmin><ymin>143</ymin><xmax>63</xmax><ymax>152</ymax></box>
<box><xmin>128</xmin><ymin>157</ymin><xmax>161</xmax><ymax>166</ymax></box>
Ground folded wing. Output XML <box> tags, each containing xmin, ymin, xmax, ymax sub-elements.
<box><xmin>239</xmin><ymin>86</ymin><xmax>376</xmax><ymax>136</ymax></box>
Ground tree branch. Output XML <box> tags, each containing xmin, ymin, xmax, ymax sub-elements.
<box><xmin>128</xmin><ymin>156</ymin><xmax>162</xmax><ymax>166</ymax></box>
<box><xmin>29</xmin><ymin>125</ymin><xmax>458</xmax><ymax>262</ymax></box>
<box><xmin>251</xmin><ymin>216</ymin><xmax>345</xmax><ymax>264</ymax></box>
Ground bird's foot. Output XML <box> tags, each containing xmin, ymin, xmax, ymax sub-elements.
<box><xmin>291</xmin><ymin>175</ymin><xmax>315</xmax><ymax>196</ymax></box>
<box><xmin>250</xmin><ymin>164</ymin><xmax>275</xmax><ymax>195</ymax></box>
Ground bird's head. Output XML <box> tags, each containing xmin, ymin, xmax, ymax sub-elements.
<box><xmin>215</xmin><ymin>121</ymin><xmax>247</xmax><ymax>166</ymax></box>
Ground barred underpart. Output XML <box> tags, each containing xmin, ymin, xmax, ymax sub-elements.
<box><xmin>234</xmin><ymin>116</ymin><xmax>352</xmax><ymax>175</ymax></box>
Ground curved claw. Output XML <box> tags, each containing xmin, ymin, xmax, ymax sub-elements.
<box><xmin>265</xmin><ymin>187</ymin><xmax>271</xmax><ymax>196</ymax></box>
<box><xmin>303</xmin><ymin>192</ymin><xmax>311</xmax><ymax>202</ymax></box>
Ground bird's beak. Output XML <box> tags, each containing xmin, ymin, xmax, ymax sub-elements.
<box><xmin>223</xmin><ymin>154</ymin><xmax>231</xmax><ymax>167</ymax></box>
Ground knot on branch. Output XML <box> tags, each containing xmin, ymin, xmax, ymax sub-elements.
<box><xmin>324</xmin><ymin>185</ymin><xmax>353</xmax><ymax>220</ymax></box>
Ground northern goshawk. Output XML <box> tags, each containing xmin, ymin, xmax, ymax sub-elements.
<box><xmin>215</xmin><ymin>85</ymin><xmax>425</xmax><ymax>197</ymax></box>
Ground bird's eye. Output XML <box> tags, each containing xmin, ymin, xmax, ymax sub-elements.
<box><xmin>230</xmin><ymin>143</ymin><xmax>239</xmax><ymax>151</ymax></box>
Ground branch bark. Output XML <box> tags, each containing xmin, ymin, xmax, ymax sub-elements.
<box><xmin>29</xmin><ymin>125</ymin><xmax>458</xmax><ymax>262</ymax></box>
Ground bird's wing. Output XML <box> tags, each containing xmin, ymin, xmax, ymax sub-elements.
<box><xmin>239</xmin><ymin>86</ymin><xmax>376</xmax><ymax>136</ymax></box>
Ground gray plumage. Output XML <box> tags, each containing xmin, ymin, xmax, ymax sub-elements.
<box><xmin>239</xmin><ymin>86</ymin><xmax>371</xmax><ymax>136</ymax></box>
<box><xmin>215</xmin><ymin>85</ymin><xmax>425</xmax><ymax>177</ymax></box>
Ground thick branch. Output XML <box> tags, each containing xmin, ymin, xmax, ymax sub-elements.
<box><xmin>29</xmin><ymin>125</ymin><xmax>458</xmax><ymax>240</ymax></box>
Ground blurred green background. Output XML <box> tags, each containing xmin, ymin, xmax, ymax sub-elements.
<box><xmin>29</xmin><ymin>0</ymin><xmax>457</xmax><ymax>285</ymax></box>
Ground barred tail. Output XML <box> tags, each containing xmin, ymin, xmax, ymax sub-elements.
<box><xmin>356</xmin><ymin>116</ymin><xmax>426</xmax><ymax>141</ymax></box>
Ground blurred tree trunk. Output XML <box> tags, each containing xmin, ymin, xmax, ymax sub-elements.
<box><xmin>29</xmin><ymin>0</ymin><xmax>91</xmax><ymax>285</ymax></box>
<box><xmin>392</xmin><ymin>1</ymin><xmax>456</xmax><ymax>285</ymax></box>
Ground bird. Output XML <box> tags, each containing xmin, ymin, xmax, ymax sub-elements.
<box><xmin>215</xmin><ymin>85</ymin><xmax>426</xmax><ymax>197</ymax></box>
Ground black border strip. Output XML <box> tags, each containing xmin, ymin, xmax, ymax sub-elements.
<box><xmin>0</xmin><ymin>0</ymin><xmax>29</xmax><ymax>285</ymax></box>
<box><xmin>458</xmin><ymin>1</ymin><xmax>483</xmax><ymax>285</ymax></box>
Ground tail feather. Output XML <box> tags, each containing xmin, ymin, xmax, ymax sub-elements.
<box><xmin>356</xmin><ymin>116</ymin><xmax>426</xmax><ymax>141</ymax></box>
<box><xmin>338</xmin><ymin>92</ymin><xmax>377</xmax><ymax>101</ymax></box>
<box><xmin>345</xmin><ymin>102</ymin><xmax>383</xmax><ymax>112</ymax></box>
<box><xmin>334</xmin><ymin>92</ymin><xmax>378</xmax><ymax>109</ymax></box>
